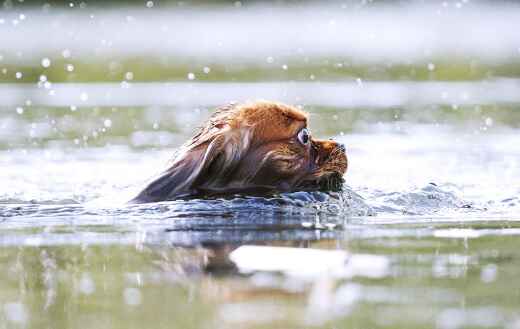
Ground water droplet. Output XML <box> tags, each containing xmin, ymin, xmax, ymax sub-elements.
<box><xmin>266</xmin><ymin>56</ymin><xmax>274</xmax><ymax>64</ymax></box>
<box><xmin>41</xmin><ymin>58</ymin><xmax>51</xmax><ymax>68</ymax></box>
<box><xmin>70</xmin><ymin>105</ymin><xmax>77</xmax><ymax>111</ymax></box>
<box><xmin>66</xmin><ymin>64</ymin><xmax>74</xmax><ymax>72</ymax></box>
<box><xmin>39</xmin><ymin>75</ymin><xmax>47</xmax><ymax>82</ymax></box>
<box><xmin>125</xmin><ymin>71</ymin><xmax>134</xmax><ymax>80</ymax></box>
<box><xmin>16</xmin><ymin>107</ymin><xmax>24</xmax><ymax>114</ymax></box>
<box><xmin>80</xmin><ymin>92</ymin><xmax>88</xmax><ymax>102</ymax></box>
<box><xmin>79</xmin><ymin>274</ymin><xmax>95</xmax><ymax>295</ymax></box>
<box><xmin>19</xmin><ymin>14</ymin><xmax>26</xmax><ymax>20</ymax></box>
<box><xmin>103</xmin><ymin>119</ymin><xmax>112</xmax><ymax>128</ymax></box>
<box><xmin>485</xmin><ymin>117</ymin><xmax>493</xmax><ymax>127</ymax></box>
<box><xmin>146</xmin><ymin>1</ymin><xmax>154</xmax><ymax>8</ymax></box>
<box><xmin>203</xmin><ymin>66</ymin><xmax>211</xmax><ymax>74</ymax></box>
<box><xmin>124</xmin><ymin>288</ymin><xmax>142</xmax><ymax>306</ymax></box>
<box><xmin>62</xmin><ymin>49</ymin><xmax>71</xmax><ymax>58</ymax></box>
<box><xmin>427</xmin><ymin>63</ymin><xmax>435</xmax><ymax>71</ymax></box>
<box><xmin>3</xmin><ymin>303</ymin><xmax>28</xmax><ymax>324</ymax></box>
<box><xmin>480</xmin><ymin>264</ymin><xmax>497</xmax><ymax>283</ymax></box>
<box><xmin>187</xmin><ymin>72</ymin><xmax>195</xmax><ymax>80</ymax></box>
<box><xmin>15</xmin><ymin>72</ymin><xmax>22</xmax><ymax>79</ymax></box>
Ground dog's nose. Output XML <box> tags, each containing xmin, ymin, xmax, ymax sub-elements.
<box><xmin>337</xmin><ymin>143</ymin><xmax>346</xmax><ymax>153</ymax></box>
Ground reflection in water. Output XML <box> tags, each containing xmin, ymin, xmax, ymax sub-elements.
<box><xmin>228</xmin><ymin>245</ymin><xmax>388</xmax><ymax>279</ymax></box>
<box><xmin>1</xmin><ymin>218</ymin><xmax>520</xmax><ymax>329</ymax></box>
<box><xmin>1</xmin><ymin>80</ymin><xmax>519</xmax><ymax>108</ymax></box>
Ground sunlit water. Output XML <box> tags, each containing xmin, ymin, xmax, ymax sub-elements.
<box><xmin>2</xmin><ymin>102</ymin><xmax>520</xmax><ymax>328</ymax></box>
<box><xmin>1</xmin><ymin>2</ymin><xmax>520</xmax><ymax>329</ymax></box>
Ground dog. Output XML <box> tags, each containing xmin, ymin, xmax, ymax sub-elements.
<box><xmin>131</xmin><ymin>101</ymin><xmax>348</xmax><ymax>203</ymax></box>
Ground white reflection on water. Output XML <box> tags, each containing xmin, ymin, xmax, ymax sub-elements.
<box><xmin>436</xmin><ymin>307</ymin><xmax>503</xmax><ymax>329</ymax></box>
<box><xmin>229</xmin><ymin>246</ymin><xmax>389</xmax><ymax>279</ymax></box>
<box><xmin>3</xmin><ymin>302</ymin><xmax>28</xmax><ymax>325</ymax></box>
<box><xmin>0</xmin><ymin>3</ymin><xmax>519</xmax><ymax>63</ymax></box>
<box><xmin>0</xmin><ymin>80</ymin><xmax>519</xmax><ymax>108</ymax></box>
<box><xmin>434</xmin><ymin>228</ymin><xmax>520</xmax><ymax>239</ymax></box>
<box><xmin>218</xmin><ymin>302</ymin><xmax>286</xmax><ymax>325</ymax></box>
<box><xmin>123</xmin><ymin>288</ymin><xmax>142</xmax><ymax>306</ymax></box>
<box><xmin>230</xmin><ymin>246</ymin><xmax>349</xmax><ymax>278</ymax></box>
<box><xmin>79</xmin><ymin>273</ymin><xmax>96</xmax><ymax>295</ymax></box>
<box><xmin>226</xmin><ymin>246</ymin><xmax>389</xmax><ymax>325</ymax></box>
<box><xmin>480</xmin><ymin>264</ymin><xmax>498</xmax><ymax>283</ymax></box>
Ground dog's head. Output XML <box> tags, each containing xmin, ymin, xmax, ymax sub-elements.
<box><xmin>133</xmin><ymin>101</ymin><xmax>348</xmax><ymax>203</ymax></box>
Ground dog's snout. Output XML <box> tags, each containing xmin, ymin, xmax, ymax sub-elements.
<box><xmin>337</xmin><ymin>143</ymin><xmax>346</xmax><ymax>153</ymax></box>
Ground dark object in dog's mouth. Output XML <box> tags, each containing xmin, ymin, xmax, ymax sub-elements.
<box><xmin>298</xmin><ymin>173</ymin><xmax>345</xmax><ymax>192</ymax></box>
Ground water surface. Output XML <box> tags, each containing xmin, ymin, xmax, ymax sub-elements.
<box><xmin>1</xmin><ymin>2</ymin><xmax>520</xmax><ymax>328</ymax></box>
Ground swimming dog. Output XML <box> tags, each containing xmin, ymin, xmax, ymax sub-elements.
<box><xmin>132</xmin><ymin>101</ymin><xmax>347</xmax><ymax>203</ymax></box>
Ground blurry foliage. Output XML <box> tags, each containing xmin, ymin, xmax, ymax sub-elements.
<box><xmin>2</xmin><ymin>57</ymin><xmax>520</xmax><ymax>83</ymax></box>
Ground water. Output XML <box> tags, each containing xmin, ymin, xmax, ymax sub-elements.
<box><xmin>1</xmin><ymin>2</ymin><xmax>520</xmax><ymax>329</ymax></box>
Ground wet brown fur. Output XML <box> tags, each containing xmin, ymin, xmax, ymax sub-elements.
<box><xmin>132</xmin><ymin>101</ymin><xmax>348</xmax><ymax>203</ymax></box>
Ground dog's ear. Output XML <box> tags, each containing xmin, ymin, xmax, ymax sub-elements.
<box><xmin>131</xmin><ymin>105</ymin><xmax>246</xmax><ymax>203</ymax></box>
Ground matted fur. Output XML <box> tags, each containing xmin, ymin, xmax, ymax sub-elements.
<box><xmin>131</xmin><ymin>101</ymin><xmax>347</xmax><ymax>203</ymax></box>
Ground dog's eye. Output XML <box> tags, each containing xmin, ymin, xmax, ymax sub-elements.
<box><xmin>297</xmin><ymin>128</ymin><xmax>310</xmax><ymax>145</ymax></box>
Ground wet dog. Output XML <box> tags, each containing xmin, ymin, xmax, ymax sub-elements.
<box><xmin>131</xmin><ymin>101</ymin><xmax>348</xmax><ymax>203</ymax></box>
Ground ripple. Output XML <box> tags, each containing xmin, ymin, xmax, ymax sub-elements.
<box><xmin>0</xmin><ymin>188</ymin><xmax>372</xmax><ymax>231</ymax></box>
<box><xmin>367</xmin><ymin>183</ymin><xmax>472</xmax><ymax>215</ymax></box>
